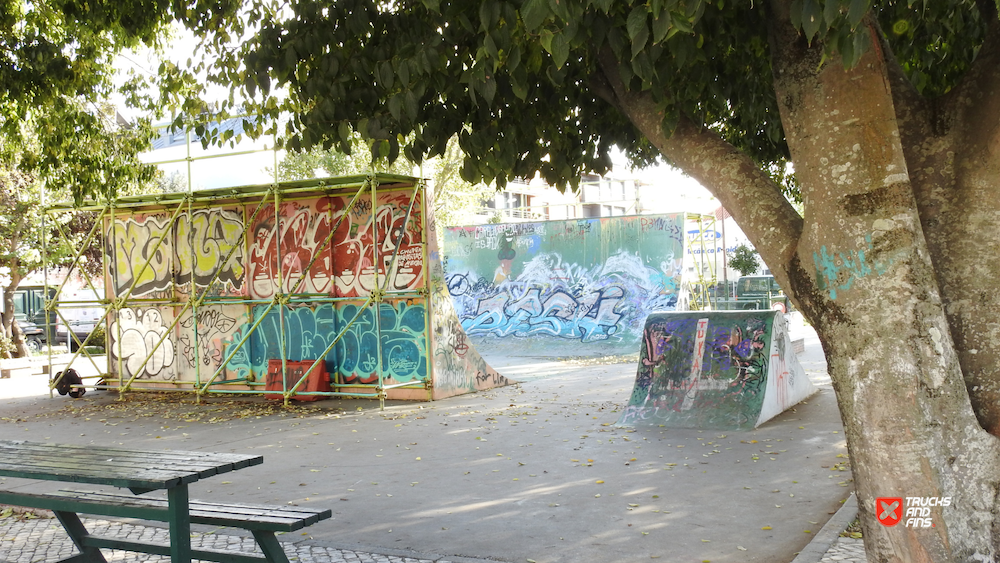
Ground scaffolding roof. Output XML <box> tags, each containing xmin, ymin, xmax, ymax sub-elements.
<box><xmin>45</xmin><ymin>174</ymin><xmax>422</xmax><ymax>213</ymax></box>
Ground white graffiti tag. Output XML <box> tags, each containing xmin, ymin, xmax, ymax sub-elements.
<box><xmin>112</xmin><ymin>308</ymin><xmax>176</xmax><ymax>379</ymax></box>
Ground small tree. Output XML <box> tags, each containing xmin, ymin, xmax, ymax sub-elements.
<box><xmin>728</xmin><ymin>244</ymin><xmax>760</xmax><ymax>277</ymax></box>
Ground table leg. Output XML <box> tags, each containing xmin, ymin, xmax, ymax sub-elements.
<box><xmin>52</xmin><ymin>511</ymin><xmax>108</xmax><ymax>563</ymax></box>
<box><xmin>167</xmin><ymin>485</ymin><xmax>193</xmax><ymax>563</ymax></box>
<box><xmin>252</xmin><ymin>530</ymin><xmax>291</xmax><ymax>563</ymax></box>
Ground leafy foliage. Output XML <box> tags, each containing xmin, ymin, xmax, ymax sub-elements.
<box><xmin>873</xmin><ymin>0</ymin><xmax>992</xmax><ymax>96</ymax></box>
<box><xmin>1</xmin><ymin>0</ymin><xmax>243</xmax><ymax>202</ymax></box>
<box><xmin>173</xmin><ymin>0</ymin><xmax>993</xmax><ymax>204</ymax></box>
<box><xmin>275</xmin><ymin>136</ymin><xmax>414</xmax><ymax>181</ymax></box>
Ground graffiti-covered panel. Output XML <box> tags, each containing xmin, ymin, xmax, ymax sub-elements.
<box><xmin>221</xmin><ymin>300</ymin><xmax>429</xmax><ymax>386</ymax></box>
<box><xmin>107</xmin><ymin>213</ymin><xmax>176</xmax><ymax>298</ymax></box>
<box><xmin>617</xmin><ymin>310</ymin><xmax>814</xmax><ymax>430</ymax></box>
<box><xmin>102</xmin><ymin>177</ymin><xmax>505</xmax><ymax>400</ymax></box>
<box><xmin>427</xmin><ymin>216</ymin><xmax>510</xmax><ymax>399</ymax></box>
<box><xmin>248</xmin><ymin>193</ymin><xmax>425</xmax><ymax>300</ymax></box>
<box><xmin>174</xmin><ymin>304</ymin><xmax>249</xmax><ymax>382</ymax></box>
<box><xmin>110</xmin><ymin>306</ymin><xmax>178</xmax><ymax>380</ymax></box>
<box><xmin>443</xmin><ymin>215</ymin><xmax>686</xmax><ymax>355</ymax></box>
<box><xmin>174</xmin><ymin>208</ymin><xmax>246</xmax><ymax>297</ymax></box>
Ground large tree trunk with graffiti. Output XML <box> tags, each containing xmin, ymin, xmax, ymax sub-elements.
<box><xmin>597</xmin><ymin>7</ymin><xmax>1000</xmax><ymax>562</ymax></box>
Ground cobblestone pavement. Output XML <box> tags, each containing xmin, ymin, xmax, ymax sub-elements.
<box><xmin>1</xmin><ymin>512</ymin><xmax>867</xmax><ymax>563</ymax></box>
<box><xmin>818</xmin><ymin>537</ymin><xmax>866</xmax><ymax>562</ymax></box>
<box><xmin>0</xmin><ymin>516</ymin><xmax>469</xmax><ymax>563</ymax></box>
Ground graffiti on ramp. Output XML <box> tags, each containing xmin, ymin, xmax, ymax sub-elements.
<box><xmin>618</xmin><ymin>310</ymin><xmax>815</xmax><ymax>430</ymax></box>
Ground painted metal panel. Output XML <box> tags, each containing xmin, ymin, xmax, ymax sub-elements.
<box><xmin>42</xmin><ymin>175</ymin><xmax>507</xmax><ymax>402</ymax></box>
<box><xmin>442</xmin><ymin>214</ymin><xmax>688</xmax><ymax>355</ymax></box>
<box><xmin>617</xmin><ymin>310</ymin><xmax>815</xmax><ymax>430</ymax></box>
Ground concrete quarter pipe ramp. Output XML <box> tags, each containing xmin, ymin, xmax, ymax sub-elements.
<box><xmin>618</xmin><ymin>310</ymin><xmax>815</xmax><ymax>430</ymax></box>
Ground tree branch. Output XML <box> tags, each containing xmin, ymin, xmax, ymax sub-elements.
<box><xmin>593</xmin><ymin>45</ymin><xmax>804</xmax><ymax>295</ymax></box>
<box><xmin>587</xmin><ymin>71</ymin><xmax>623</xmax><ymax>114</ymax></box>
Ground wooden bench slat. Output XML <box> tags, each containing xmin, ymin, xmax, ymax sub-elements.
<box><xmin>1</xmin><ymin>489</ymin><xmax>330</xmax><ymax>533</ymax></box>
<box><xmin>0</xmin><ymin>442</ymin><xmax>261</xmax><ymax>471</ymax></box>
<box><xmin>0</xmin><ymin>451</ymin><xmax>235</xmax><ymax>476</ymax></box>
<box><xmin>0</xmin><ymin>441</ymin><xmax>262</xmax><ymax>467</ymax></box>
<box><xmin>0</xmin><ymin>461</ymin><xmax>186</xmax><ymax>490</ymax></box>
<box><xmin>0</xmin><ymin>442</ymin><xmax>262</xmax><ymax>490</ymax></box>
<box><xmin>0</xmin><ymin>452</ymin><xmax>240</xmax><ymax>481</ymax></box>
<box><xmin>50</xmin><ymin>490</ymin><xmax>331</xmax><ymax>532</ymax></box>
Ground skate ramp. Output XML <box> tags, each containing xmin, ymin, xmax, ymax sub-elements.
<box><xmin>618</xmin><ymin>310</ymin><xmax>815</xmax><ymax>430</ymax></box>
<box><xmin>71</xmin><ymin>175</ymin><xmax>509</xmax><ymax>401</ymax></box>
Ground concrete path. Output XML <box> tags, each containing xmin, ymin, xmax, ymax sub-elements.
<box><xmin>1</xmin><ymin>327</ymin><xmax>856</xmax><ymax>563</ymax></box>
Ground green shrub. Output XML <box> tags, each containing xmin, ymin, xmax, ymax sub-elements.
<box><xmin>89</xmin><ymin>323</ymin><xmax>107</xmax><ymax>349</ymax></box>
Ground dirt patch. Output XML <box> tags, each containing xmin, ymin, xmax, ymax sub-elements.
<box><xmin>26</xmin><ymin>392</ymin><xmax>350</xmax><ymax>424</ymax></box>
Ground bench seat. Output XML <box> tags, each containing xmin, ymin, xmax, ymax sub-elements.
<box><xmin>54</xmin><ymin>490</ymin><xmax>330</xmax><ymax>532</ymax></box>
<box><xmin>0</xmin><ymin>489</ymin><xmax>331</xmax><ymax>563</ymax></box>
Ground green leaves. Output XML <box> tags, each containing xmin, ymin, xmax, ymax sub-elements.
<box><xmin>800</xmin><ymin>0</ymin><xmax>823</xmax><ymax>43</ymax></box>
<box><xmin>165</xmin><ymin>0</ymin><xmax>985</xmax><ymax>201</ymax></box>
<box><xmin>627</xmin><ymin>7</ymin><xmax>650</xmax><ymax>59</ymax></box>
<box><xmin>626</xmin><ymin>7</ymin><xmax>648</xmax><ymax>43</ymax></box>
<box><xmin>545</xmin><ymin>31</ymin><xmax>570</xmax><ymax>68</ymax></box>
<box><xmin>847</xmin><ymin>0</ymin><xmax>869</xmax><ymax>29</ymax></box>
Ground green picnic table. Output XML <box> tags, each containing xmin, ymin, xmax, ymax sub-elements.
<box><xmin>0</xmin><ymin>439</ymin><xmax>330</xmax><ymax>563</ymax></box>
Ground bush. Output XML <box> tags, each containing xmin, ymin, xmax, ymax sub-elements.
<box><xmin>89</xmin><ymin>323</ymin><xmax>107</xmax><ymax>349</ymax></box>
<box><xmin>0</xmin><ymin>331</ymin><xmax>13</xmax><ymax>358</ymax></box>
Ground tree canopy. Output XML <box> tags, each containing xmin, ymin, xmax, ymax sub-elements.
<box><xmin>728</xmin><ymin>244</ymin><xmax>760</xmax><ymax>277</ymax></box>
<box><xmin>192</xmin><ymin>0</ymin><xmax>990</xmax><ymax>194</ymax></box>
<box><xmin>0</xmin><ymin>0</ymin><xmax>246</xmax><ymax>202</ymax></box>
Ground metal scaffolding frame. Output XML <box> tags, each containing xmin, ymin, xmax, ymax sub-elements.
<box><xmin>685</xmin><ymin>213</ymin><xmax>719</xmax><ymax>311</ymax></box>
<box><xmin>44</xmin><ymin>174</ymin><xmax>432</xmax><ymax>407</ymax></box>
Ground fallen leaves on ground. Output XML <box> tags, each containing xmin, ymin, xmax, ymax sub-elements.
<box><xmin>34</xmin><ymin>392</ymin><xmax>348</xmax><ymax>423</ymax></box>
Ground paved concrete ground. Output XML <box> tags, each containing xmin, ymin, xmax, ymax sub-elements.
<box><xmin>1</xmin><ymin>327</ymin><xmax>855</xmax><ymax>563</ymax></box>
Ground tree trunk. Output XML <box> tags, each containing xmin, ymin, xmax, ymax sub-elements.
<box><xmin>766</xmin><ymin>6</ymin><xmax>1000</xmax><ymax>560</ymax></box>
<box><xmin>595</xmin><ymin>2</ymin><xmax>1000</xmax><ymax>559</ymax></box>
<box><xmin>889</xmin><ymin>13</ymin><xmax>1000</xmax><ymax>438</ymax></box>
<box><xmin>1</xmin><ymin>271</ymin><xmax>29</xmax><ymax>359</ymax></box>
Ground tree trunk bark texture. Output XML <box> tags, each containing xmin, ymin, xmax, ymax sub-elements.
<box><xmin>1</xmin><ymin>270</ymin><xmax>29</xmax><ymax>359</ymax></box>
<box><xmin>766</xmin><ymin>8</ymin><xmax>1000</xmax><ymax>560</ymax></box>
<box><xmin>598</xmin><ymin>2</ymin><xmax>1000</xmax><ymax>560</ymax></box>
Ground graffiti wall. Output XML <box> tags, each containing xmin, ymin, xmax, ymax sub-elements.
<box><xmin>442</xmin><ymin>215</ymin><xmax>687</xmax><ymax>355</ymax></box>
<box><xmin>103</xmin><ymin>178</ymin><xmax>507</xmax><ymax>399</ymax></box>
<box><xmin>617</xmin><ymin>310</ymin><xmax>815</xmax><ymax>430</ymax></box>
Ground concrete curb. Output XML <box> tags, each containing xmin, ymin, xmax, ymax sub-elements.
<box><xmin>790</xmin><ymin>493</ymin><xmax>858</xmax><ymax>563</ymax></box>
